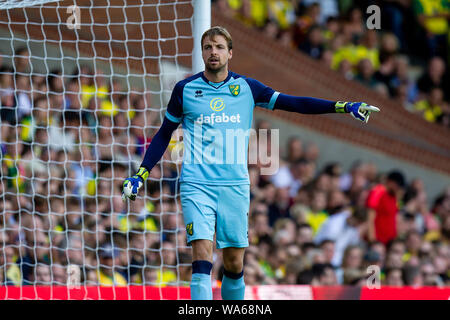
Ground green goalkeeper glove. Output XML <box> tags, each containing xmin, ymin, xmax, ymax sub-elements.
<box><xmin>335</xmin><ymin>101</ymin><xmax>380</xmax><ymax>123</ymax></box>
<box><xmin>122</xmin><ymin>167</ymin><xmax>149</xmax><ymax>201</ymax></box>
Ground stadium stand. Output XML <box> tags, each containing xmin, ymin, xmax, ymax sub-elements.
<box><xmin>0</xmin><ymin>0</ymin><xmax>449</xmax><ymax>294</ymax></box>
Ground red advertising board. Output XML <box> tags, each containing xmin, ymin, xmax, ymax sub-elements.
<box><xmin>0</xmin><ymin>286</ymin><xmax>191</xmax><ymax>300</ymax></box>
<box><xmin>0</xmin><ymin>286</ymin><xmax>449</xmax><ymax>300</ymax></box>
<box><xmin>360</xmin><ymin>287</ymin><xmax>450</xmax><ymax>300</ymax></box>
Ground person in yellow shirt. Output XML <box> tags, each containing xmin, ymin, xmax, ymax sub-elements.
<box><xmin>97</xmin><ymin>244</ymin><xmax>127</xmax><ymax>286</ymax></box>
<box><xmin>81</xmin><ymin>70</ymin><xmax>109</xmax><ymax>108</ymax></box>
<box><xmin>322</xmin><ymin>17</ymin><xmax>339</xmax><ymax>44</ymax></box>
<box><xmin>156</xmin><ymin>241</ymin><xmax>178</xmax><ymax>287</ymax></box>
<box><xmin>230</xmin><ymin>0</ymin><xmax>268</xmax><ymax>28</ymax></box>
<box><xmin>21</xmin><ymin>97</ymin><xmax>53</xmax><ymax>142</ymax></box>
<box><xmin>306</xmin><ymin>191</ymin><xmax>329</xmax><ymax>235</ymax></box>
<box><xmin>2</xmin><ymin>138</ymin><xmax>26</xmax><ymax>193</ymax></box>
<box><xmin>413</xmin><ymin>87</ymin><xmax>445</xmax><ymax>123</ymax></box>
<box><xmin>413</xmin><ymin>0</ymin><xmax>450</xmax><ymax>58</ymax></box>
<box><xmin>414</xmin><ymin>0</ymin><xmax>449</xmax><ymax>36</ymax></box>
<box><xmin>356</xmin><ymin>30</ymin><xmax>380</xmax><ymax>71</ymax></box>
<box><xmin>99</xmin><ymin>96</ymin><xmax>120</xmax><ymax>117</ymax></box>
<box><xmin>0</xmin><ymin>231</ymin><xmax>22</xmax><ymax>286</ymax></box>
<box><xmin>331</xmin><ymin>32</ymin><xmax>380</xmax><ymax>73</ymax></box>
<box><xmin>268</xmin><ymin>0</ymin><xmax>296</xmax><ymax>31</ymax></box>
<box><xmin>5</xmin><ymin>248</ymin><xmax>22</xmax><ymax>286</ymax></box>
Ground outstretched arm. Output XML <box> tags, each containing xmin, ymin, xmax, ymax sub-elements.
<box><xmin>122</xmin><ymin>117</ymin><xmax>179</xmax><ymax>201</ymax></box>
<box><xmin>245</xmin><ymin>78</ymin><xmax>379</xmax><ymax>123</ymax></box>
<box><xmin>274</xmin><ymin>94</ymin><xmax>336</xmax><ymax>114</ymax></box>
<box><xmin>273</xmin><ymin>93</ymin><xmax>380</xmax><ymax>123</ymax></box>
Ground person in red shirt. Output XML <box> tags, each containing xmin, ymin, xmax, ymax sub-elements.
<box><xmin>366</xmin><ymin>171</ymin><xmax>406</xmax><ymax>245</ymax></box>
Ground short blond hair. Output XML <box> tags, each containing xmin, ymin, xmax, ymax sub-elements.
<box><xmin>201</xmin><ymin>26</ymin><xmax>233</xmax><ymax>50</ymax></box>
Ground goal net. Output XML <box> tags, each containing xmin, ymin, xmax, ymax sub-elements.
<box><xmin>0</xmin><ymin>0</ymin><xmax>196</xmax><ymax>300</ymax></box>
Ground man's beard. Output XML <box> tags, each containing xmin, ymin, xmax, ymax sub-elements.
<box><xmin>205</xmin><ymin>61</ymin><xmax>226</xmax><ymax>74</ymax></box>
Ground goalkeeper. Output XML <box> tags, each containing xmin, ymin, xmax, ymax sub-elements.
<box><xmin>122</xmin><ymin>26</ymin><xmax>379</xmax><ymax>300</ymax></box>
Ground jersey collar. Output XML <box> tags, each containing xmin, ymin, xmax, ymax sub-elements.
<box><xmin>201</xmin><ymin>71</ymin><xmax>233</xmax><ymax>89</ymax></box>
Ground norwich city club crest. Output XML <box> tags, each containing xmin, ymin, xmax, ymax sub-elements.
<box><xmin>186</xmin><ymin>223</ymin><xmax>193</xmax><ymax>236</ymax></box>
<box><xmin>229</xmin><ymin>85</ymin><xmax>240</xmax><ymax>96</ymax></box>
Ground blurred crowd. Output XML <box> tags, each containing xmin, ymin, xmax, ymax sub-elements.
<box><xmin>0</xmin><ymin>49</ymin><xmax>171</xmax><ymax>287</ymax></box>
<box><xmin>0</xmin><ymin>11</ymin><xmax>449</xmax><ymax>289</ymax></box>
<box><xmin>214</xmin><ymin>0</ymin><xmax>450</xmax><ymax>127</ymax></box>
<box><xmin>243</xmin><ymin>122</ymin><xmax>450</xmax><ymax>287</ymax></box>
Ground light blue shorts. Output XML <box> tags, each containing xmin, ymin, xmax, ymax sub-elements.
<box><xmin>180</xmin><ymin>182</ymin><xmax>250</xmax><ymax>249</ymax></box>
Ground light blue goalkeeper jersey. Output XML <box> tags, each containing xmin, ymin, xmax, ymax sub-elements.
<box><xmin>165</xmin><ymin>71</ymin><xmax>279</xmax><ymax>185</ymax></box>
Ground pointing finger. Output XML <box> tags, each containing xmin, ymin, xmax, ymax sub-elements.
<box><xmin>361</xmin><ymin>105</ymin><xmax>380</xmax><ymax>112</ymax></box>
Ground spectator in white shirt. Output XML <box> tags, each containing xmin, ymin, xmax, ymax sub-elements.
<box><xmin>315</xmin><ymin>207</ymin><xmax>368</xmax><ymax>268</ymax></box>
<box><xmin>271</xmin><ymin>158</ymin><xmax>310</xmax><ymax>198</ymax></box>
